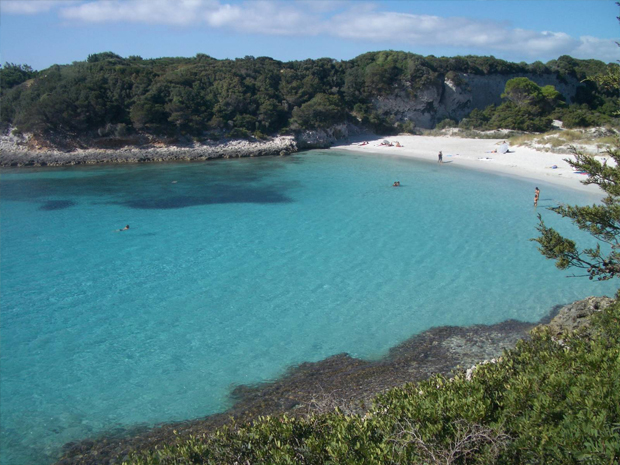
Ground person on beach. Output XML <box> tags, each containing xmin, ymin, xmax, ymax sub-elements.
<box><xmin>534</xmin><ymin>187</ymin><xmax>540</xmax><ymax>207</ymax></box>
<box><xmin>393</xmin><ymin>181</ymin><xmax>400</xmax><ymax>187</ymax></box>
<box><xmin>120</xmin><ymin>225</ymin><xmax>130</xmax><ymax>231</ymax></box>
<box><xmin>438</xmin><ymin>151</ymin><xmax>443</xmax><ymax>163</ymax></box>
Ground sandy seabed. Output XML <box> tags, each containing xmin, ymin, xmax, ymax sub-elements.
<box><xmin>333</xmin><ymin>134</ymin><xmax>608</xmax><ymax>195</ymax></box>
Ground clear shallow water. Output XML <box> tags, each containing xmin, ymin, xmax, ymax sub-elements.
<box><xmin>0</xmin><ymin>150</ymin><xmax>615</xmax><ymax>465</ymax></box>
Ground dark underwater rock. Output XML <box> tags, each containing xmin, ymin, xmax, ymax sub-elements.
<box><xmin>55</xmin><ymin>316</ymin><xmax>541</xmax><ymax>464</ymax></box>
<box><xmin>58</xmin><ymin>293</ymin><xmax>612</xmax><ymax>464</ymax></box>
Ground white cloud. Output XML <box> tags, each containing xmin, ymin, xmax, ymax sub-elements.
<box><xmin>59</xmin><ymin>0</ymin><xmax>321</xmax><ymax>35</ymax></box>
<box><xmin>572</xmin><ymin>36</ymin><xmax>619</xmax><ymax>63</ymax></box>
<box><xmin>8</xmin><ymin>0</ymin><xmax>618</xmax><ymax>62</ymax></box>
<box><xmin>60</xmin><ymin>0</ymin><xmax>217</xmax><ymax>25</ymax></box>
<box><xmin>204</xmin><ymin>1</ymin><xmax>319</xmax><ymax>35</ymax></box>
<box><xmin>330</xmin><ymin>11</ymin><xmax>584</xmax><ymax>58</ymax></box>
<box><xmin>2</xmin><ymin>0</ymin><xmax>71</xmax><ymax>15</ymax></box>
<box><xmin>327</xmin><ymin>9</ymin><xmax>620</xmax><ymax>62</ymax></box>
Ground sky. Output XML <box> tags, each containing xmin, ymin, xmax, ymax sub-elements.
<box><xmin>1</xmin><ymin>0</ymin><xmax>618</xmax><ymax>70</ymax></box>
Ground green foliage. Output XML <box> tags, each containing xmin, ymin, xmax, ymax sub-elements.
<box><xmin>87</xmin><ymin>51</ymin><xmax>124</xmax><ymax>63</ymax></box>
<box><xmin>435</xmin><ymin>118</ymin><xmax>458</xmax><ymax>130</ymax></box>
<box><xmin>0</xmin><ymin>62</ymin><xmax>37</xmax><ymax>95</ymax></box>
<box><xmin>291</xmin><ymin>93</ymin><xmax>345</xmax><ymax>129</ymax></box>
<box><xmin>123</xmin><ymin>300</ymin><xmax>620</xmax><ymax>464</ymax></box>
<box><xmin>554</xmin><ymin>105</ymin><xmax>613</xmax><ymax>129</ymax></box>
<box><xmin>502</xmin><ymin>77</ymin><xmax>545</xmax><ymax>106</ymax></box>
<box><xmin>584</xmin><ymin>63</ymin><xmax>620</xmax><ymax>96</ymax></box>
<box><xmin>534</xmin><ymin>139</ymin><xmax>620</xmax><ymax>281</ymax></box>
<box><xmin>459</xmin><ymin>106</ymin><xmax>494</xmax><ymax>129</ymax></box>
<box><xmin>0</xmin><ymin>52</ymin><xmax>615</xmax><ymax>139</ymax></box>
<box><xmin>461</xmin><ymin>72</ymin><xmax>616</xmax><ymax>133</ymax></box>
<box><xmin>460</xmin><ymin>100</ymin><xmax>555</xmax><ymax>133</ymax></box>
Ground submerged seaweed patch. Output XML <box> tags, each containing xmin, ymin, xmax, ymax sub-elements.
<box><xmin>57</xmin><ymin>318</ymin><xmax>537</xmax><ymax>464</ymax></box>
<box><xmin>39</xmin><ymin>200</ymin><xmax>76</xmax><ymax>211</ymax></box>
<box><xmin>117</xmin><ymin>187</ymin><xmax>292</xmax><ymax>209</ymax></box>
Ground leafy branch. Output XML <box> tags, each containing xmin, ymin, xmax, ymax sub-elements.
<box><xmin>533</xmin><ymin>138</ymin><xmax>620</xmax><ymax>281</ymax></box>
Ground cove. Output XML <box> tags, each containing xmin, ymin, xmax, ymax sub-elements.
<box><xmin>0</xmin><ymin>150</ymin><xmax>614</xmax><ymax>465</ymax></box>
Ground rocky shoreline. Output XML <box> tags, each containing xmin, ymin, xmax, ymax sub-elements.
<box><xmin>0</xmin><ymin>124</ymin><xmax>362</xmax><ymax>167</ymax></box>
<box><xmin>54</xmin><ymin>296</ymin><xmax>612</xmax><ymax>465</ymax></box>
<box><xmin>0</xmin><ymin>135</ymin><xmax>298</xmax><ymax>167</ymax></box>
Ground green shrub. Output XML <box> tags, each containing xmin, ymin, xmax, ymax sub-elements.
<box><xmin>291</xmin><ymin>93</ymin><xmax>345</xmax><ymax>129</ymax></box>
<box><xmin>436</xmin><ymin>118</ymin><xmax>458</xmax><ymax>130</ymax></box>
<box><xmin>555</xmin><ymin>106</ymin><xmax>612</xmax><ymax>129</ymax></box>
<box><xmin>228</xmin><ymin>127</ymin><xmax>252</xmax><ymax>139</ymax></box>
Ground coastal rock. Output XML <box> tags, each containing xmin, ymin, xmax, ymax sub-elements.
<box><xmin>295</xmin><ymin>123</ymin><xmax>362</xmax><ymax>149</ymax></box>
<box><xmin>373</xmin><ymin>72</ymin><xmax>582</xmax><ymax>128</ymax></box>
<box><xmin>545</xmin><ymin>295</ymin><xmax>614</xmax><ymax>336</ymax></box>
<box><xmin>55</xmin><ymin>319</ymin><xmax>538</xmax><ymax>465</ymax></box>
<box><xmin>54</xmin><ymin>295</ymin><xmax>611</xmax><ymax>465</ymax></box>
<box><xmin>0</xmin><ymin>132</ymin><xmax>298</xmax><ymax>167</ymax></box>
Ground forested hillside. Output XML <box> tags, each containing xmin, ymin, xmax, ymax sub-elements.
<box><xmin>1</xmin><ymin>51</ymin><xmax>617</xmax><ymax>141</ymax></box>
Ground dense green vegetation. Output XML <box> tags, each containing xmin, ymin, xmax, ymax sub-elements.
<box><xmin>454</xmin><ymin>64</ymin><xmax>619</xmax><ymax>133</ymax></box>
<box><xmin>121</xmin><ymin>298</ymin><xmax>620</xmax><ymax>464</ymax></box>
<box><xmin>1</xmin><ymin>52</ymin><xmax>617</xmax><ymax>141</ymax></box>
<box><xmin>0</xmin><ymin>63</ymin><xmax>38</xmax><ymax>95</ymax></box>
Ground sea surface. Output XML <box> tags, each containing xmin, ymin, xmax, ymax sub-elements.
<box><xmin>0</xmin><ymin>150</ymin><xmax>615</xmax><ymax>465</ymax></box>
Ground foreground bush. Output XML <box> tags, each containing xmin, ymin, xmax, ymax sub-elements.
<box><xmin>124</xmin><ymin>301</ymin><xmax>620</xmax><ymax>464</ymax></box>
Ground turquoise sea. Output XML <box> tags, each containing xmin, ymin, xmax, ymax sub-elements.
<box><xmin>0</xmin><ymin>150</ymin><xmax>615</xmax><ymax>465</ymax></box>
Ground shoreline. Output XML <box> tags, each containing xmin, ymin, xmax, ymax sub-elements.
<box><xmin>57</xmin><ymin>317</ymin><xmax>538</xmax><ymax>464</ymax></box>
<box><xmin>1</xmin><ymin>131</ymin><xmax>609</xmax><ymax>198</ymax></box>
<box><xmin>55</xmin><ymin>296</ymin><xmax>611</xmax><ymax>465</ymax></box>
<box><xmin>332</xmin><ymin>134</ymin><xmax>606</xmax><ymax>195</ymax></box>
<box><xmin>0</xmin><ymin>136</ymin><xmax>298</xmax><ymax>167</ymax></box>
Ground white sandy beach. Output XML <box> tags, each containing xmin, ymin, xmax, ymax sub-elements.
<box><xmin>332</xmin><ymin>135</ymin><xmax>608</xmax><ymax>195</ymax></box>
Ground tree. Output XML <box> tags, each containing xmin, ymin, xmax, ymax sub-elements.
<box><xmin>584</xmin><ymin>64</ymin><xmax>620</xmax><ymax>95</ymax></box>
<box><xmin>501</xmin><ymin>77</ymin><xmax>543</xmax><ymax>107</ymax></box>
<box><xmin>87</xmin><ymin>51</ymin><xmax>123</xmax><ymax>63</ymax></box>
<box><xmin>291</xmin><ymin>93</ymin><xmax>345</xmax><ymax>129</ymax></box>
<box><xmin>582</xmin><ymin>3</ymin><xmax>619</xmax><ymax>106</ymax></box>
<box><xmin>534</xmin><ymin>4</ymin><xmax>620</xmax><ymax>280</ymax></box>
<box><xmin>0</xmin><ymin>63</ymin><xmax>37</xmax><ymax>94</ymax></box>
<box><xmin>540</xmin><ymin>85</ymin><xmax>565</xmax><ymax>110</ymax></box>
<box><xmin>533</xmin><ymin>139</ymin><xmax>620</xmax><ymax>282</ymax></box>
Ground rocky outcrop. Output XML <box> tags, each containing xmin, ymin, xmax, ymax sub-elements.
<box><xmin>545</xmin><ymin>295</ymin><xmax>614</xmax><ymax>336</ymax></box>
<box><xmin>373</xmin><ymin>72</ymin><xmax>583</xmax><ymax>129</ymax></box>
<box><xmin>373</xmin><ymin>85</ymin><xmax>442</xmax><ymax>129</ymax></box>
<box><xmin>1</xmin><ymin>122</ymin><xmax>363</xmax><ymax>167</ymax></box>
<box><xmin>57</xmin><ymin>318</ymin><xmax>537</xmax><ymax>465</ymax></box>
<box><xmin>295</xmin><ymin>123</ymin><xmax>363</xmax><ymax>149</ymax></box>
<box><xmin>0</xmin><ymin>133</ymin><xmax>298</xmax><ymax>167</ymax></box>
<box><xmin>55</xmin><ymin>294</ymin><xmax>614</xmax><ymax>465</ymax></box>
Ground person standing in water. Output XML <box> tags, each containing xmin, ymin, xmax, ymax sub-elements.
<box><xmin>534</xmin><ymin>187</ymin><xmax>540</xmax><ymax>207</ymax></box>
<box><xmin>438</xmin><ymin>151</ymin><xmax>443</xmax><ymax>163</ymax></box>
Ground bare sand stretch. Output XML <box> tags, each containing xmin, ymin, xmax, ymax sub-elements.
<box><xmin>332</xmin><ymin>135</ymin><xmax>607</xmax><ymax>195</ymax></box>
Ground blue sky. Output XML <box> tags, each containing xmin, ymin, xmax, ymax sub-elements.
<box><xmin>1</xmin><ymin>0</ymin><xmax>618</xmax><ymax>70</ymax></box>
